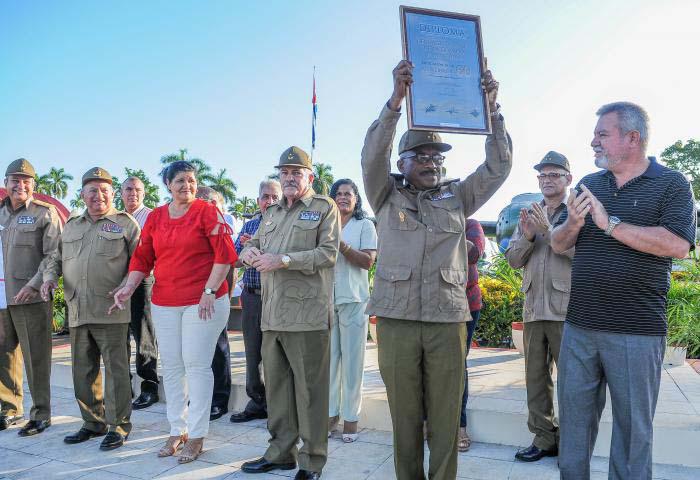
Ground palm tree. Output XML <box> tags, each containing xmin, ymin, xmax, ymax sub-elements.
<box><xmin>160</xmin><ymin>148</ymin><xmax>215</xmax><ymax>185</ymax></box>
<box><xmin>69</xmin><ymin>190</ymin><xmax>85</xmax><ymax>210</ymax></box>
<box><xmin>209</xmin><ymin>168</ymin><xmax>238</xmax><ymax>204</ymax></box>
<box><xmin>229</xmin><ymin>196</ymin><xmax>258</xmax><ymax>217</ymax></box>
<box><xmin>34</xmin><ymin>174</ymin><xmax>52</xmax><ymax>195</ymax></box>
<box><xmin>45</xmin><ymin>167</ymin><xmax>73</xmax><ymax>199</ymax></box>
<box><xmin>312</xmin><ymin>163</ymin><xmax>334</xmax><ymax>196</ymax></box>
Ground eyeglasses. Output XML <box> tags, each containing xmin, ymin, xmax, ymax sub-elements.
<box><xmin>407</xmin><ymin>154</ymin><xmax>446</xmax><ymax>166</ymax></box>
<box><xmin>537</xmin><ymin>173</ymin><xmax>568</xmax><ymax>180</ymax></box>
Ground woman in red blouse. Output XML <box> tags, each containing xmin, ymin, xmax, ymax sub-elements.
<box><xmin>110</xmin><ymin>161</ymin><xmax>237</xmax><ymax>463</ymax></box>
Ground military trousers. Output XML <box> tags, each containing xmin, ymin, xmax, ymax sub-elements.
<box><xmin>127</xmin><ymin>277</ymin><xmax>159</xmax><ymax>395</ymax></box>
<box><xmin>377</xmin><ymin>317</ymin><xmax>466</xmax><ymax>480</ymax></box>
<box><xmin>262</xmin><ymin>329</ymin><xmax>329</xmax><ymax>473</ymax></box>
<box><xmin>0</xmin><ymin>302</ymin><xmax>53</xmax><ymax>420</ymax></box>
<box><xmin>71</xmin><ymin>323</ymin><xmax>132</xmax><ymax>436</ymax></box>
<box><xmin>523</xmin><ymin>320</ymin><xmax>564</xmax><ymax>451</ymax></box>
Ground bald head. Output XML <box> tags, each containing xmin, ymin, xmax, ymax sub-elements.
<box><xmin>121</xmin><ymin>176</ymin><xmax>145</xmax><ymax>213</ymax></box>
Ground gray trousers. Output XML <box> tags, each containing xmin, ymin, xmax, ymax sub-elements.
<box><xmin>558</xmin><ymin>323</ymin><xmax>665</xmax><ymax>480</ymax></box>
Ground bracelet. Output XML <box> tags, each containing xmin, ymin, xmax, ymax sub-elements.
<box><xmin>341</xmin><ymin>243</ymin><xmax>351</xmax><ymax>254</ymax></box>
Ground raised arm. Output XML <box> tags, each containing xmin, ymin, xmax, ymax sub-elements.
<box><xmin>361</xmin><ymin>61</ymin><xmax>410</xmax><ymax>212</ymax></box>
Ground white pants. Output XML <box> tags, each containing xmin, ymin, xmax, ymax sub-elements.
<box><xmin>151</xmin><ymin>295</ymin><xmax>229</xmax><ymax>438</ymax></box>
<box><xmin>329</xmin><ymin>301</ymin><xmax>368</xmax><ymax>422</ymax></box>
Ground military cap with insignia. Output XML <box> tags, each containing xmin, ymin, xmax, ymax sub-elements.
<box><xmin>398</xmin><ymin>130</ymin><xmax>452</xmax><ymax>155</ymax></box>
<box><xmin>5</xmin><ymin>158</ymin><xmax>36</xmax><ymax>178</ymax></box>
<box><xmin>534</xmin><ymin>151</ymin><xmax>570</xmax><ymax>172</ymax></box>
<box><xmin>276</xmin><ymin>146</ymin><xmax>312</xmax><ymax>170</ymax></box>
<box><xmin>81</xmin><ymin>167</ymin><xmax>114</xmax><ymax>186</ymax></box>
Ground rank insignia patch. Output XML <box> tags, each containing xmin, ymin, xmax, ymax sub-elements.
<box><xmin>431</xmin><ymin>191</ymin><xmax>455</xmax><ymax>201</ymax></box>
<box><xmin>17</xmin><ymin>216</ymin><xmax>36</xmax><ymax>224</ymax></box>
<box><xmin>101</xmin><ymin>223</ymin><xmax>123</xmax><ymax>233</ymax></box>
<box><xmin>298</xmin><ymin>210</ymin><xmax>321</xmax><ymax>221</ymax></box>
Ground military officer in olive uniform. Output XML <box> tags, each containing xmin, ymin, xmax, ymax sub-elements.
<box><xmin>41</xmin><ymin>167</ymin><xmax>140</xmax><ymax>451</ymax></box>
<box><xmin>0</xmin><ymin>158</ymin><xmax>62</xmax><ymax>436</ymax></box>
<box><xmin>240</xmin><ymin>147</ymin><xmax>340</xmax><ymax>480</ymax></box>
<box><xmin>361</xmin><ymin>61</ymin><xmax>512</xmax><ymax>479</ymax></box>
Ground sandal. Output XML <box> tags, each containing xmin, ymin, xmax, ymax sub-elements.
<box><xmin>342</xmin><ymin>421</ymin><xmax>359</xmax><ymax>443</ymax></box>
<box><xmin>458</xmin><ymin>427</ymin><xmax>471</xmax><ymax>452</ymax></box>
<box><xmin>158</xmin><ymin>434</ymin><xmax>188</xmax><ymax>457</ymax></box>
<box><xmin>178</xmin><ymin>438</ymin><xmax>204</xmax><ymax>464</ymax></box>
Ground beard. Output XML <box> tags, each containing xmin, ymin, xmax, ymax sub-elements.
<box><xmin>595</xmin><ymin>155</ymin><xmax>609</xmax><ymax>170</ymax></box>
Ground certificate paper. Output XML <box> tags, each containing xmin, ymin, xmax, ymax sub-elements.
<box><xmin>401</xmin><ymin>6</ymin><xmax>490</xmax><ymax>134</ymax></box>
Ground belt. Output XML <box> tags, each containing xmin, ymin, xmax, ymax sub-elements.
<box><xmin>245</xmin><ymin>286</ymin><xmax>262</xmax><ymax>295</ymax></box>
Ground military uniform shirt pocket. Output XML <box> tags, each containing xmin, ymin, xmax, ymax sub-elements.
<box><xmin>95</xmin><ymin>231</ymin><xmax>124</xmax><ymax>257</ymax></box>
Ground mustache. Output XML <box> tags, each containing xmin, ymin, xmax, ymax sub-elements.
<box><xmin>420</xmin><ymin>169</ymin><xmax>439</xmax><ymax>176</ymax></box>
<box><xmin>283</xmin><ymin>182</ymin><xmax>298</xmax><ymax>188</ymax></box>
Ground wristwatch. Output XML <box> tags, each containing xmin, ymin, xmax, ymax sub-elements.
<box><xmin>281</xmin><ymin>255</ymin><xmax>291</xmax><ymax>268</ymax></box>
<box><xmin>203</xmin><ymin>287</ymin><xmax>215</xmax><ymax>295</ymax></box>
<box><xmin>605</xmin><ymin>216</ymin><xmax>621</xmax><ymax>236</ymax></box>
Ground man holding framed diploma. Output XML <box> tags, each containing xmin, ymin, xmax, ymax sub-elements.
<box><xmin>400</xmin><ymin>6</ymin><xmax>491</xmax><ymax>135</ymax></box>
<box><xmin>360</xmin><ymin>9</ymin><xmax>512</xmax><ymax>477</ymax></box>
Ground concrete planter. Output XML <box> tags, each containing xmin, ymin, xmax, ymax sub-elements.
<box><xmin>512</xmin><ymin>321</ymin><xmax>524</xmax><ymax>355</ymax></box>
<box><xmin>664</xmin><ymin>345</ymin><xmax>687</xmax><ymax>366</ymax></box>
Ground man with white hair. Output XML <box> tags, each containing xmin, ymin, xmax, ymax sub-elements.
<box><xmin>552</xmin><ymin>102</ymin><xmax>697</xmax><ymax>479</ymax></box>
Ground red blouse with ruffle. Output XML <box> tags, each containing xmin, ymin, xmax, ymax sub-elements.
<box><xmin>129</xmin><ymin>199</ymin><xmax>237</xmax><ymax>306</ymax></box>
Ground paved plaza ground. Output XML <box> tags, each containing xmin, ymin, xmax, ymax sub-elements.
<box><xmin>1</xmin><ymin>333</ymin><xmax>699</xmax><ymax>479</ymax></box>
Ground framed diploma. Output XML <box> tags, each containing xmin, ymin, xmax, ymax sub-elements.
<box><xmin>400</xmin><ymin>6</ymin><xmax>490</xmax><ymax>135</ymax></box>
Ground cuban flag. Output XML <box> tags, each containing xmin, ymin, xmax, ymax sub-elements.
<box><xmin>312</xmin><ymin>68</ymin><xmax>317</xmax><ymax>153</ymax></box>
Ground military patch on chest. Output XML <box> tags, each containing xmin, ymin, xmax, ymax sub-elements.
<box><xmin>298</xmin><ymin>210</ymin><xmax>321</xmax><ymax>221</ymax></box>
<box><xmin>17</xmin><ymin>215</ymin><xmax>36</xmax><ymax>224</ymax></box>
<box><xmin>101</xmin><ymin>223</ymin><xmax>123</xmax><ymax>233</ymax></box>
<box><xmin>430</xmin><ymin>191</ymin><xmax>455</xmax><ymax>201</ymax></box>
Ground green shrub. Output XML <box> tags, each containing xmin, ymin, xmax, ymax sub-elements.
<box><xmin>52</xmin><ymin>278</ymin><xmax>67</xmax><ymax>332</ymax></box>
<box><xmin>667</xmin><ymin>259</ymin><xmax>700</xmax><ymax>358</ymax></box>
<box><xmin>475</xmin><ymin>254</ymin><xmax>524</xmax><ymax>347</ymax></box>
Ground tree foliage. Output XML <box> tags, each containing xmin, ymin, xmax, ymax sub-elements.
<box><xmin>312</xmin><ymin>163</ymin><xmax>334</xmax><ymax>196</ymax></box>
<box><xmin>160</xmin><ymin>148</ymin><xmax>237</xmax><ymax>205</ymax></box>
<box><xmin>661</xmin><ymin>139</ymin><xmax>700</xmax><ymax>200</ymax></box>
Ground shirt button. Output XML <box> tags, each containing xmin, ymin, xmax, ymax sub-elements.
<box><xmin>391</xmin><ymin>275</ymin><xmax>395</xmax><ymax>280</ymax></box>
<box><xmin>424</xmin><ymin>279</ymin><xmax>428</xmax><ymax>283</ymax></box>
<box><xmin>428</xmin><ymin>227</ymin><xmax>433</xmax><ymax>232</ymax></box>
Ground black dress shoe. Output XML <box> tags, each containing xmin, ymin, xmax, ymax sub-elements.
<box><xmin>295</xmin><ymin>470</ymin><xmax>321</xmax><ymax>480</ymax></box>
<box><xmin>515</xmin><ymin>444</ymin><xmax>558</xmax><ymax>462</ymax></box>
<box><xmin>100</xmin><ymin>431</ymin><xmax>128</xmax><ymax>450</ymax></box>
<box><xmin>0</xmin><ymin>414</ymin><xmax>23</xmax><ymax>431</ymax></box>
<box><xmin>230</xmin><ymin>410</ymin><xmax>267</xmax><ymax>423</ymax></box>
<box><xmin>64</xmin><ymin>427</ymin><xmax>107</xmax><ymax>444</ymax></box>
<box><xmin>210</xmin><ymin>405</ymin><xmax>228</xmax><ymax>421</ymax></box>
<box><xmin>18</xmin><ymin>419</ymin><xmax>51</xmax><ymax>437</ymax></box>
<box><xmin>132</xmin><ymin>391</ymin><xmax>159</xmax><ymax>410</ymax></box>
<box><xmin>241</xmin><ymin>456</ymin><xmax>296</xmax><ymax>473</ymax></box>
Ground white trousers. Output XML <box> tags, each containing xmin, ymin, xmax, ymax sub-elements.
<box><xmin>329</xmin><ymin>301</ymin><xmax>368</xmax><ymax>422</ymax></box>
<box><xmin>151</xmin><ymin>295</ymin><xmax>229</xmax><ymax>438</ymax></box>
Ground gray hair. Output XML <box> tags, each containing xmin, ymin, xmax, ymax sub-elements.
<box><xmin>258</xmin><ymin>179</ymin><xmax>282</xmax><ymax>197</ymax></box>
<box><xmin>195</xmin><ymin>185</ymin><xmax>217</xmax><ymax>202</ymax></box>
<box><xmin>596</xmin><ymin>102</ymin><xmax>649</xmax><ymax>151</ymax></box>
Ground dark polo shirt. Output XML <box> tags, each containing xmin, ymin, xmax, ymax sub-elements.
<box><xmin>557</xmin><ymin>159</ymin><xmax>696</xmax><ymax>336</ymax></box>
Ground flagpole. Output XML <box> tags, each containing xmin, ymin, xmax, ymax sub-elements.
<box><xmin>311</xmin><ymin>66</ymin><xmax>317</xmax><ymax>161</ymax></box>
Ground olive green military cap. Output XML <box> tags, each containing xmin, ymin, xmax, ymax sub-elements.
<box><xmin>398</xmin><ymin>130</ymin><xmax>452</xmax><ymax>155</ymax></box>
<box><xmin>534</xmin><ymin>151</ymin><xmax>570</xmax><ymax>172</ymax></box>
<box><xmin>5</xmin><ymin>158</ymin><xmax>36</xmax><ymax>178</ymax></box>
<box><xmin>276</xmin><ymin>146</ymin><xmax>312</xmax><ymax>170</ymax></box>
<box><xmin>81</xmin><ymin>166</ymin><xmax>113</xmax><ymax>186</ymax></box>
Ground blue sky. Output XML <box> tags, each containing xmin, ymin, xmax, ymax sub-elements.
<box><xmin>1</xmin><ymin>0</ymin><xmax>698</xmax><ymax>219</ymax></box>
